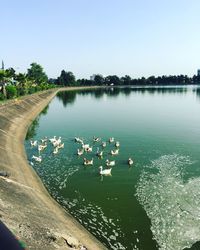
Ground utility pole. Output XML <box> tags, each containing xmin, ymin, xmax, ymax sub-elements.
<box><xmin>1</xmin><ymin>60</ymin><xmax>4</xmax><ymax>70</ymax></box>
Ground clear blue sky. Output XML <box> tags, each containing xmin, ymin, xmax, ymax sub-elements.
<box><xmin>1</xmin><ymin>0</ymin><xmax>200</xmax><ymax>79</ymax></box>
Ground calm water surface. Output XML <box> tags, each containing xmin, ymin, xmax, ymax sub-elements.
<box><xmin>25</xmin><ymin>87</ymin><xmax>200</xmax><ymax>250</ymax></box>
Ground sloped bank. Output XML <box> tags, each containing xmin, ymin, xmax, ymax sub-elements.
<box><xmin>0</xmin><ymin>88</ymin><xmax>107</xmax><ymax>250</ymax></box>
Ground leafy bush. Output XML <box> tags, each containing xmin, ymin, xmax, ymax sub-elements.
<box><xmin>17</xmin><ymin>87</ymin><xmax>27</xmax><ymax>96</ymax></box>
<box><xmin>0</xmin><ymin>92</ymin><xmax>6</xmax><ymax>100</ymax></box>
<box><xmin>6</xmin><ymin>85</ymin><xmax>17</xmax><ymax>99</ymax></box>
<box><xmin>28</xmin><ymin>87</ymin><xmax>36</xmax><ymax>94</ymax></box>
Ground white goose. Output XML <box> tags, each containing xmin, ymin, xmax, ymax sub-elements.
<box><xmin>111</xmin><ymin>149</ymin><xmax>119</xmax><ymax>156</ymax></box>
<box><xmin>82</xmin><ymin>143</ymin><xmax>90</xmax><ymax>150</ymax></box>
<box><xmin>75</xmin><ymin>137</ymin><xmax>83</xmax><ymax>144</ymax></box>
<box><xmin>106</xmin><ymin>159</ymin><xmax>115</xmax><ymax>167</ymax></box>
<box><xmin>30</xmin><ymin>140</ymin><xmax>37</xmax><ymax>147</ymax></box>
<box><xmin>109</xmin><ymin>137</ymin><xmax>115</xmax><ymax>143</ymax></box>
<box><xmin>53</xmin><ymin>136</ymin><xmax>62</xmax><ymax>147</ymax></box>
<box><xmin>57</xmin><ymin>136</ymin><xmax>62</xmax><ymax>144</ymax></box>
<box><xmin>41</xmin><ymin>137</ymin><xmax>48</xmax><ymax>143</ymax></box>
<box><xmin>128</xmin><ymin>158</ymin><xmax>134</xmax><ymax>166</ymax></box>
<box><xmin>53</xmin><ymin>140</ymin><xmax>59</xmax><ymax>147</ymax></box>
<box><xmin>99</xmin><ymin>166</ymin><xmax>112</xmax><ymax>176</ymax></box>
<box><xmin>115</xmin><ymin>141</ymin><xmax>120</xmax><ymax>147</ymax></box>
<box><xmin>38</xmin><ymin>143</ymin><xmax>47</xmax><ymax>152</ymax></box>
<box><xmin>49</xmin><ymin>136</ymin><xmax>56</xmax><ymax>143</ymax></box>
<box><xmin>96</xmin><ymin>147</ymin><xmax>103</xmax><ymax>157</ymax></box>
<box><xmin>77</xmin><ymin>148</ymin><xmax>84</xmax><ymax>156</ymax></box>
<box><xmin>53</xmin><ymin>147</ymin><xmax>59</xmax><ymax>154</ymax></box>
<box><xmin>85</xmin><ymin>146</ymin><xmax>92</xmax><ymax>153</ymax></box>
<box><xmin>93</xmin><ymin>136</ymin><xmax>101</xmax><ymax>142</ymax></box>
<box><xmin>32</xmin><ymin>155</ymin><xmax>42</xmax><ymax>163</ymax></box>
<box><xmin>83</xmin><ymin>158</ymin><xmax>94</xmax><ymax>166</ymax></box>
<box><xmin>57</xmin><ymin>143</ymin><xmax>64</xmax><ymax>149</ymax></box>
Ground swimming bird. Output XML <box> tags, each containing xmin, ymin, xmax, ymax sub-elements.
<box><xmin>85</xmin><ymin>146</ymin><xmax>92</xmax><ymax>153</ymax></box>
<box><xmin>106</xmin><ymin>159</ymin><xmax>115</xmax><ymax>167</ymax></box>
<box><xmin>128</xmin><ymin>158</ymin><xmax>134</xmax><ymax>166</ymax></box>
<box><xmin>111</xmin><ymin>149</ymin><xmax>119</xmax><ymax>156</ymax></box>
<box><xmin>30</xmin><ymin>140</ymin><xmax>37</xmax><ymax>147</ymax></box>
<box><xmin>32</xmin><ymin>155</ymin><xmax>42</xmax><ymax>163</ymax></box>
<box><xmin>96</xmin><ymin>147</ymin><xmax>103</xmax><ymax>157</ymax></box>
<box><xmin>57</xmin><ymin>143</ymin><xmax>64</xmax><ymax>149</ymax></box>
<box><xmin>57</xmin><ymin>136</ymin><xmax>62</xmax><ymax>144</ymax></box>
<box><xmin>75</xmin><ymin>137</ymin><xmax>83</xmax><ymax>144</ymax></box>
<box><xmin>115</xmin><ymin>141</ymin><xmax>120</xmax><ymax>147</ymax></box>
<box><xmin>38</xmin><ymin>143</ymin><xmax>47</xmax><ymax>153</ymax></box>
<box><xmin>53</xmin><ymin>140</ymin><xmax>59</xmax><ymax>147</ymax></box>
<box><xmin>49</xmin><ymin>136</ymin><xmax>56</xmax><ymax>143</ymax></box>
<box><xmin>82</xmin><ymin>143</ymin><xmax>90</xmax><ymax>151</ymax></box>
<box><xmin>93</xmin><ymin>136</ymin><xmax>101</xmax><ymax>142</ymax></box>
<box><xmin>41</xmin><ymin>137</ymin><xmax>48</xmax><ymax>143</ymax></box>
<box><xmin>83</xmin><ymin>158</ymin><xmax>94</xmax><ymax>166</ymax></box>
<box><xmin>102</xmin><ymin>142</ymin><xmax>106</xmax><ymax>148</ymax></box>
<box><xmin>109</xmin><ymin>137</ymin><xmax>115</xmax><ymax>143</ymax></box>
<box><xmin>99</xmin><ymin>166</ymin><xmax>112</xmax><ymax>176</ymax></box>
<box><xmin>53</xmin><ymin>147</ymin><xmax>59</xmax><ymax>154</ymax></box>
<box><xmin>77</xmin><ymin>148</ymin><xmax>84</xmax><ymax>156</ymax></box>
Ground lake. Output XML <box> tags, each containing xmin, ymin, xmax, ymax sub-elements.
<box><xmin>25</xmin><ymin>86</ymin><xmax>200</xmax><ymax>250</ymax></box>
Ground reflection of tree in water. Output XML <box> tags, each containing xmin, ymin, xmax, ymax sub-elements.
<box><xmin>26</xmin><ymin>87</ymin><xmax>193</xmax><ymax>140</ymax></box>
<box><xmin>56</xmin><ymin>91</ymin><xmax>76</xmax><ymax>107</ymax></box>
<box><xmin>26</xmin><ymin>117</ymin><xmax>39</xmax><ymax>140</ymax></box>
<box><xmin>41</xmin><ymin>104</ymin><xmax>49</xmax><ymax>115</ymax></box>
<box><xmin>132</xmin><ymin>87</ymin><xmax>188</xmax><ymax>95</ymax></box>
<box><xmin>93</xmin><ymin>89</ymin><xmax>104</xmax><ymax>99</ymax></box>
<box><xmin>196</xmin><ymin>88</ymin><xmax>200</xmax><ymax>100</ymax></box>
<box><xmin>25</xmin><ymin>105</ymin><xmax>49</xmax><ymax>140</ymax></box>
<box><xmin>76</xmin><ymin>89</ymin><xmax>105</xmax><ymax>99</ymax></box>
<box><xmin>120</xmin><ymin>87</ymin><xmax>131</xmax><ymax>96</ymax></box>
<box><xmin>106</xmin><ymin>88</ymin><xmax>120</xmax><ymax>97</ymax></box>
<box><xmin>74</xmin><ymin>87</ymin><xmax>189</xmax><ymax>100</ymax></box>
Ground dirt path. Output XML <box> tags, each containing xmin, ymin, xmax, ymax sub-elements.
<box><xmin>0</xmin><ymin>88</ymin><xmax>107</xmax><ymax>250</ymax></box>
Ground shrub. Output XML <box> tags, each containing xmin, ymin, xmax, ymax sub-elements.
<box><xmin>0</xmin><ymin>92</ymin><xmax>6</xmax><ymax>100</ymax></box>
<box><xmin>17</xmin><ymin>87</ymin><xmax>27</xmax><ymax>96</ymax></box>
<box><xmin>6</xmin><ymin>85</ymin><xmax>17</xmax><ymax>99</ymax></box>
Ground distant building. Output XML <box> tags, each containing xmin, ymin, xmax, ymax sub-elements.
<box><xmin>90</xmin><ymin>74</ymin><xmax>96</xmax><ymax>81</ymax></box>
<box><xmin>197</xmin><ymin>69</ymin><xmax>200</xmax><ymax>76</ymax></box>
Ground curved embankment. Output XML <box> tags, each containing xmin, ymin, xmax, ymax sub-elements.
<box><xmin>0</xmin><ymin>88</ymin><xmax>107</xmax><ymax>250</ymax></box>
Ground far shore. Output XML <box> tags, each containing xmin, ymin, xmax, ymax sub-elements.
<box><xmin>0</xmin><ymin>86</ymin><xmax>107</xmax><ymax>250</ymax></box>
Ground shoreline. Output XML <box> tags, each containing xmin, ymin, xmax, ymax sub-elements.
<box><xmin>0</xmin><ymin>87</ymin><xmax>107</xmax><ymax>249</ymax></box>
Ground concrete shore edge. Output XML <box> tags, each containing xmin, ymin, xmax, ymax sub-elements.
<box><xmin>0</xmin><ymin>87</ymin><xmax>107</xmax><ymax>250</ymax></box>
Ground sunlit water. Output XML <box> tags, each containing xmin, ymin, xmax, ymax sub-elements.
<box><xmin>25</xmin><ymin>86</ymin><xmax>200</xmax><ymax>250</ymax></box>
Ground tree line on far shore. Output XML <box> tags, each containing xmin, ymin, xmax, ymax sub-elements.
<box><xmin>1</xmin><ymin>62</ymin><xmax>200</xmax><ymax>101</ymax></box>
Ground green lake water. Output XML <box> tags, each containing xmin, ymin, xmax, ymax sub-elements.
<box><xmin>25</xmin><ymin>86</ymin><xmax>200</xmax><ymax>250</ymax></box>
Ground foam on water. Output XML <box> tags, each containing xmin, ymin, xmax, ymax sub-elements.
<box><xmin>63</xmin><ymin>196</ymin><xmax>126</xmax><ymax>250</ymax></box>
<box><xmin>136</xmin><ymin>154</ymin><xmax>200</xmax><ymax>250</ymax></box>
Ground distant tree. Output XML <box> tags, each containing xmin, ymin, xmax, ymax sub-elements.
<box><xmin>147</xmin><ymin>76</ymin><xmax>156</xmax><ymax>85</ymax></box>
<box><xmin>5</xmin><ymin>68</ymin><xmax>15</xmax><ymax>78</ymax></box>
<box><xmin>105</xmin><ymin>75</ymin><xmax>120</xmax><ymax>85</ymax></box>
<box><xmin>27</xmin><ymin>62</ymin><xmax>48</xmax><ymax>84</ymax></box>
<box><xmin>121</xmin><ymin>75</ymin><xmax>132</xmax><ymax>85</ymax></box>
<box><xmin>58</xmin><ymin>70</ymin><xmax>76</xmax><ymax>86</ymax></box>
<box><xmin>94</xmin><ymin>74</ymin><xmax>104</xmax><ymax>85</ymax></box>
<box><xmin>0</xmin><ymin>70</ymin><xmax>5</xmax><ymax>82</ymax></box>
<box><xmin>15</xmin><ymin>73</ymin><xmax>26</xmax><ymax>83</ymax></box>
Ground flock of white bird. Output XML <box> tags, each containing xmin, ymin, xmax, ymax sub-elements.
<box><xmin>30</xmin><ymin>136</ymin><xmax>65</xmax><ymax>163</ymax></box>
<box><xmin>30</xmin><ymin>136</ymin><xmax>134</xmax><ymax>176</ymax></box>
